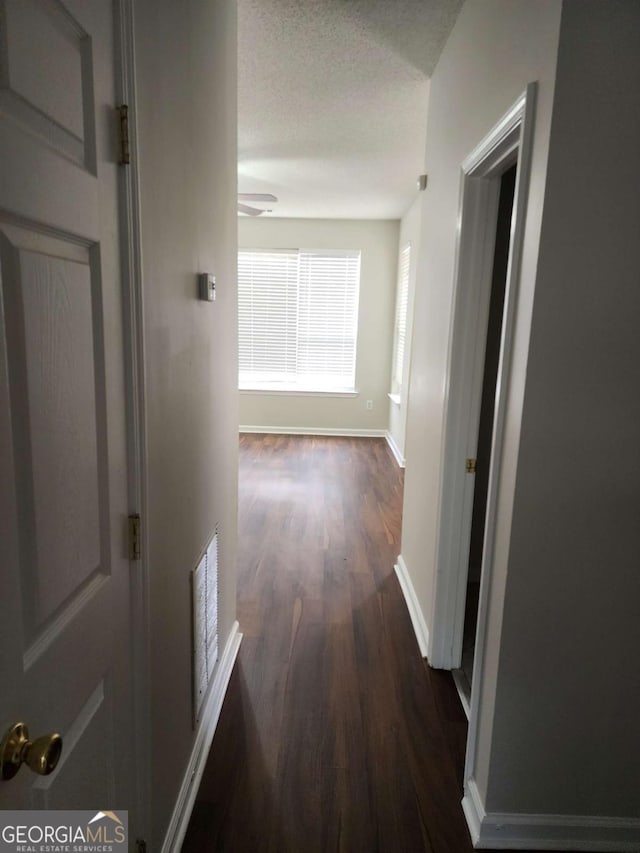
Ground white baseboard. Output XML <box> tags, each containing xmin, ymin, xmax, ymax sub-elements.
<box><xmin>385</xmin><ymin>431</ymin><xmax>405</xmax><ymax>467</ymax></box>
<box><xmin>463</xmin><ymin>778</ymin><xmax>640</xmax><ymax>851</ymax></box>
<box><xmin>161</xmin><ymin>621</ymin><xmax>242</xmax><ymax>853</ymax></box>
<box><xmin>239</xmin><ymin>425</ymin><xmax>386</xmax><ymax>437</ymax></box>
<box><xmin>394</xmin><ymin>555</ymin><xmax>429</xmax><ymax>658</ymax></box>
<box><xmin>462</xmin><ymin>776</ymin><xmax>485</xmax><ymax>847</ymax></box>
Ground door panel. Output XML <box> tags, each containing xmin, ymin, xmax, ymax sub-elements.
<box><xmin>31</xmin><ymin>680</ymin><xmax>115</xmax><ymax>810</ymax></box>
<box><xmin>2</xmin><ymin>225</ymin><xmax>104</xmax><ymax>632</ymax></box>
<box><xmin>0</xmin><ymin>0</ymin><xmax>134</xmax><ymax>821</ymax></box>
<box><xmin>0</xmin><ymin>0</ymin><xmax>96</xmax><ymax>170</ymax></box>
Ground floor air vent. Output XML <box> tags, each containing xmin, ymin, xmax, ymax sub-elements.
<box><xmin>191</xmin><ymin>530</ymin><xmax>219</xmax><ymax>725</ymax></box>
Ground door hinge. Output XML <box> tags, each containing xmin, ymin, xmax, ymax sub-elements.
<box><xmin>135</xmin><ymin>840</ymin><xmax>147</xmax><ymax>853</ymax></box>
<box><xmin>118</xmin><ymin>104</ymin><xmax>130</xmax><ymax>165</ymax></box>
<box><xmin>128</xmin><ymin>514</ymin><xmax>141</xmax><ymax>560</ymax></box>
<box><xmin>466</xmin><ymin>458</ymin><xmax>477</xmax><ymax>474</ymax></box>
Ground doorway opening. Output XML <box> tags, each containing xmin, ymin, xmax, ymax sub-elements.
<box><xmin>452</xmin><ymin>164</ymin><xmax>516</xmax><ymax>714</ymax></box>
<box><xmin>426</xmin><ymin>84</ymin><xmax>536</xmax><ymax>711</ymax></box>
<box><xmin>423</xmin><ymin>86</ymin><xmax>537</xmax><ymax>828</ymax></box>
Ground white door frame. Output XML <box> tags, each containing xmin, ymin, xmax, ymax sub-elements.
<box><xmin>114</xmin><ymin>0</ymin><xmax>150</xmax><ymax>842</ymax></box>
<box><xmin>427</xmin><ymin>84</ymin><xmax>537</xmax><ymax>681</ymax></box>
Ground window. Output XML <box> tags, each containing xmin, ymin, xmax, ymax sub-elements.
<box><xmin>391</xmin><ymin>242</ymin><xmax>411</xmax><ymax>395</ymax></box>
<box><xmin>238</xmin><ymin>249</ymin><xmax>361</xmax><ymax>392</ymax></box>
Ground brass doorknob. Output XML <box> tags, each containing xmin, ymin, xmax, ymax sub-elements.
<box><xmin>0</xmin><ymin>723</ymin><xmax>62</xmax><ymax>780</ymax></box>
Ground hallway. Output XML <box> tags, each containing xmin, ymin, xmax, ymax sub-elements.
<box><xmin>183</xmin><ymin>434</ymin><xmax>474</xmax><ymax>852</ymax></box>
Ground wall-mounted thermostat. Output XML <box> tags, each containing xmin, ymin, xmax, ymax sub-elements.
<box><xmin>199</xmin><ymin>273</ymin><xmax>216</xmax><ymax>302</ymax></box>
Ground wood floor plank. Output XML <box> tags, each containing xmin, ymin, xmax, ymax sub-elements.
<box><xmin>184</xmin><ymin>434</ymin><xmax>512</xmax><ymax>852</ymax></box>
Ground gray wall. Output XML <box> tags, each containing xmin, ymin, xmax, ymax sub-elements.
<box><xmin>133</xmin><ymin>1</ymin><xmax>238</xmax><ymax>846</ymax></box>
<box><xmin>481</xmin><ymin>0</ymin><xmax>640</xmax><ymax>816</ymax></box>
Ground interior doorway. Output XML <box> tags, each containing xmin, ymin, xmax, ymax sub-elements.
<box><xmin>427</xmin><ymin>85</ymin><xmax>537</xmax><ymax>688</ymax></box>
<box><xmin>423</xmin><ymin>87</ymin><xmax>538</xmax><ymax>825</ymax></box>
<box><xmin>452</xmin><ymin>164</ymin><xmax>517</xmax><ymax>713</ymax></box>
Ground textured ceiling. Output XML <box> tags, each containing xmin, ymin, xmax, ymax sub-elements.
<box><xmin>238</xmin><ymin>0</ymin><xmax>464</xmax><ymax>219</ymax></box>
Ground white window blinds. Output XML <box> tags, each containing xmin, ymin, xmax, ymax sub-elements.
<box><xmin>392</xmin><ymin>243</ymin><xmax>411</xmax><ymax>392</ymax></box>
<box><xmin>238</xmin><ymin>249</ymin><xmax>361</xmax><ymax>392</ymax></box>
<box><xmin>238</xmin><ymin>250</ymin><xmax>298</xmax><ymax>385</ymax></box>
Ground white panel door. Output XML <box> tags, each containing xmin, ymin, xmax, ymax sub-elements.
<box><xmin>0</xmin><ymin>0</ymin><xmax>135</xmax><ymax>822</ymax></box>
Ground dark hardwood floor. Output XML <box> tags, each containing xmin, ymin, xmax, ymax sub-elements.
<box><xmin>182</xmin><ymin>434</ymin><xmax>476</xmax><ymax>852</ymax></box>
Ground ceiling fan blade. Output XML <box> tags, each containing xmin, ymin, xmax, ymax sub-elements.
<box><xmin>237</xmin><ymin>202</ymin><xmax>265</xmax><ymax>216</ymax></box>
<box><xmin>238</xmin><ymin>193</ymin><xmax>278</xmax><ymax>203</ymax></box>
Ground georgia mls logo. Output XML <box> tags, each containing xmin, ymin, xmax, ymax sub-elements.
<box><xmin>88</xmin><ymin>811</ymin><xmax>123</xmax><ymax>830</ymax></box>
<box><xmin>86</xmin><ymin>811</ymin><xmax>126</xmax><ymax>842</ymax></box>
<box><xmin>0</xmin><ymin>810</ymin><xmax>128</xmax><ymax>852</ymax></box>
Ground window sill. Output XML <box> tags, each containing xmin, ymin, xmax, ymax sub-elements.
<box><xmin>240</xmin><ymin>388</ymin><xmax>359</xmax><ymax>398</ymax></box>
<box><xmin>388</xmin><ymin>393</ymin><xmax>401</xmax><ymax>407</ymax></box>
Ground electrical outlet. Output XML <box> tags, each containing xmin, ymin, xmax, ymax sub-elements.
<box><xmin>366</xmin><ymin>400</ymin><xmax>373</xmax><ymax>410</ymax></box>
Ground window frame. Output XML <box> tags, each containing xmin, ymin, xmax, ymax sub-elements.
<box><xmin>238</xmin><ymin>247</ymin><xmax>362</xmax><ymax>394</ymax></box>
<box><xmin>390</xmin><ymin>241</ymin><xmax>411</xmax><ymax>398</ymax></box>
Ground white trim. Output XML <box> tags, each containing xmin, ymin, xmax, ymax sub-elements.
<box><xmin>385</xmin><ymin>431</ymin><xmax>405</xmax><ymax>467</ymax></box>
<box><xmin>240</xmin><ymin>389</ymin><xmax>359</xmax><ymax>398</ymax></box>
<box><xmin>161</xmin><ymin>621</ymin><xmax>243</xmax><ymax>853</ymax></box>
<box><xmin>394</xmin><ymin>556</ymin><xmax>429</xmax><ymax>657</ymax></box>
<box><xmin>463</xmin><ymin>779</ymin><xmax>640</xmax><ymax>851</ymax></box>
<box><xmin>387</xmin><ymin>392</ymin><xmax>401</xmax><ymax>406</ymax></box>
<box><xmin>114</xmin><ymin>0</ymin><xmax>151</xmax><ymax>843</ymax></box>
<box><xmin>462</xmin><ymin>776</ymin><xmax>485</xmax><ymax>847</ymax></box>
<box><xmin>429</xmin><ymin>85</ymin><xmax>537</xmax><ymax>680</ymax></box>
<box><xmin>464</xmin><ymin>82</ymin><xmax>538</xmax><ymax>792</ymax></box>
<box><xmin>428</xmin><ymin>173</ymin><xmax>500</xmax><ymax>669</ymax></box>
<box><xmin>239</xmin><ymin>425</ymin><xmax>386</xmax><ymax>437</ymax></box>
